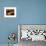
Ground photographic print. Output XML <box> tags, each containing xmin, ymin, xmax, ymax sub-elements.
<box><xmin>18</xmin><ymin>24</ymin><xmax>46</xmax><ymax>42</ymax></box>
<box><xmin>4</xmin><ymin>7</ymin><xmax>16</xmax><ymax>17</ymax></box>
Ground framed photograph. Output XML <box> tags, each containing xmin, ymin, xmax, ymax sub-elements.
<box><xmin>4</xmin><ymin>7</ymin><xmax>16</xmax><ymax>18</ymax></box>
<box><xmin>18</xmin><ymin>24</ymin><xmax>46</xmax><ymax>42</ymax></box>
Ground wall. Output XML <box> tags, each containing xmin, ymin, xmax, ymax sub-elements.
<box><xmin>19</xmin><ymin>0</ymin><xmax>46</xmax><ymax>24</ymax></box>
<box><xmin>0</xmin><ymin>0</ymin><xmax>46</xmax><ymax>44</ymax></box>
